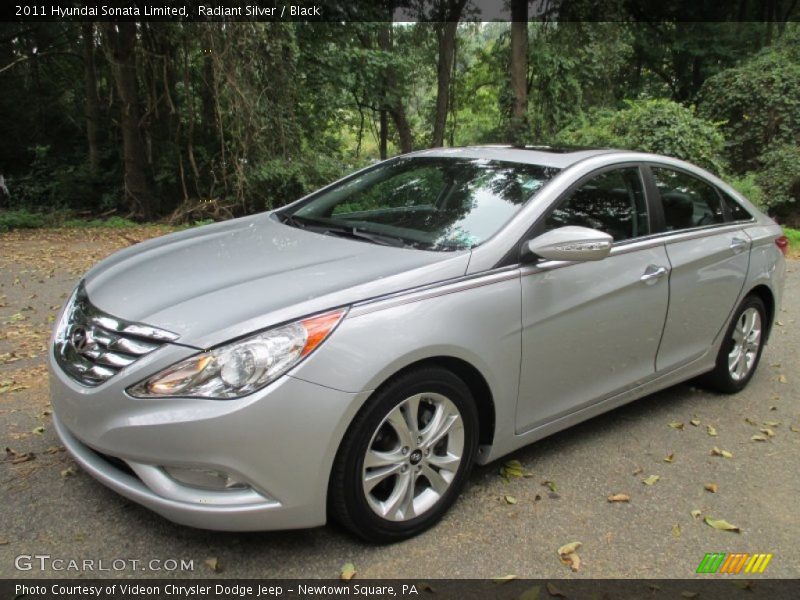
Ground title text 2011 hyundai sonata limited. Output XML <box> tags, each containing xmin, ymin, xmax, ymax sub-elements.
<box><xmin>50</xmin><ymin>146</ymin><xmax>787</xmax><ymax>542</ymax></box>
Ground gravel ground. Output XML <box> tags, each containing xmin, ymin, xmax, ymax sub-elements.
<box><xmin>1</xmin><ymin>228</ymin><xmax>798</xmax><ymax>580</ymax></box>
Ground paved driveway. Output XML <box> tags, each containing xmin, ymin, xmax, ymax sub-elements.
<box><xmin>1</xmin><ymin>228</ymin><xmax>797</xmax><ymax>579</ymax></box>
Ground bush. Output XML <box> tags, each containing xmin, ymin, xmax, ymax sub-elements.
<box><xmin>557</xmin><ymin>99</ymin><xmax>727</xmax><ymax>174</ymax></box>
<box><xmin>698</xmin><ymin>27</ymin><xmax>800</xmax><ymax>173</ymax></box>
<box><xmin>753</xmin><ymin>144</ymin><xmax>800</xmax><ymax>221</ymax></box>
<box><xmin>0</xmin><ymin>210</ymin><xmax>47</xmax><ymax>232</ymax></box>
<box><xmin>727</xmin><ymin>172</ymin><xmax>765</xmax><ymax>210</ymax></box>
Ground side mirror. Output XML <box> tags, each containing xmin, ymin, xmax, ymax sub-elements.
<box><xmin>525</xmin><ymin>226</ymin><xmax>613</xmax><ymax>262</ymax></box>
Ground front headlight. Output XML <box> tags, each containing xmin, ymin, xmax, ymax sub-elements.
<box><xmin>128</xmin><ymin>309</ymin><xmax>346</xmax><ymax>399</ymax></box>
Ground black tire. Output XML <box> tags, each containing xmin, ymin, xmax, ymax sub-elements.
<box><xmin>329</xmin><ymin>366</ymin><xmax>478</xmax><ymax>543</ymax></box>
<box><xmin>700</xmin><ymin>295</ymin><xmax>767</xmax><ymax>394</ymax></box>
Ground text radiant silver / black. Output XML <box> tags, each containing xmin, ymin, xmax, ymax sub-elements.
<box><xmin>50</xmin><ymin>146</ymin><xmax>786</xmax><ymax>542</ymax></box>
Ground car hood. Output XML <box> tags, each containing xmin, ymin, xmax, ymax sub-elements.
<box><xmin>84</xmin><ymin>214</ymin><xmax>471</xmax><ymax>348</ymax></box>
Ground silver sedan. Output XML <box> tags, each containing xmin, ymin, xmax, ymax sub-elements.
<box><xmin>50</xmin><ymin>146</ymin><xmax>787</xmax><ymax>542</ymax></box>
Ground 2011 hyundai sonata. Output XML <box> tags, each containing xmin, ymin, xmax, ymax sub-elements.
<box><xmin>50</xmin><ymin>146</ymin><xmax>786</xmax><ymax>542</ymax></box>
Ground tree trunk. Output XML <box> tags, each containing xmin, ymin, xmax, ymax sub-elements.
<box><xmin>510</xmin><ymin>0</ymin><xmax>528</xmax><ymax>145</ymax></box>
<box><xmin>431</xmin><ymin>0</ymin><xmax>466</xmax><ymax>148</ymax></box>
<box><xmin>389</xmin><ymin>105</ymin><xmax>413</xmax><ymax>153</ymax></box>
<box><xmin>101</xmin><ymin>22</ymin><xmax>156</xmax><ymax>219</ymax></box>
<box><xmin>82</xmin><ymin>23</ymin><xmax>101</xmax><ymax>172</ymax></box>
<box><xmin>379</xmin><ymin>109</ymin><xmax>388</xmax><ymax>159</ymax></box>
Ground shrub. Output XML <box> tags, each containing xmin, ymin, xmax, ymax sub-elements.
<box><xmin>557</xmin><ymin>99</ymin><xmax>727</xmax><ymax>174</ymax></box>
<box><xmin>727</xmin><ymin>172</ymin><xmax>765</xmax><ymax>210</ymax></box>
<box><xmin>753</xmin><ymin>143</ymin><xmax>800</xmax><ymax>221</ymax></box>
<box><xmin>698</xmin><ymin>27</ymin><xmax>800</xmax><ymax>173</ymax></box>
<box><xmin>0</xmin><ymin>210</ymin><xmax>47</xmax><ymax>232</ymax></box>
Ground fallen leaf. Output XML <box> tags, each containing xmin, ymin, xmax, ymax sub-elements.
<box><xmin>668</xmin><ymin>422</ymin><xmax>685</xmax><ymax>430</ymax></box>
<box><xmin>492</xmin><ymin>574</ymin><xmax>517</xmax><ymax>583</ymax></box>
<box><xmin>31</xmin><ymin>426</ymin><xmax>44</xmax><ymax>435</ymax></box>
<box><xmin>704</xmin><ymin>516</ymin><xmax>741</xmax><ymax>533</ymax></box>
<box><xmin>778</xmin><ymin>374</ymin><xmax>788</xmax><ymax>384</ymax></box>
<box><xmin>760</xmin><ymin>428</ymin><xmax>775</xmax><ymax>438</ymax></box>
<box><xmin>791</xmin><ymin>425</ymin><xmax>799</xmax><ymax>433</ymax></box>
<box><xmin>557</xmin><ymin>541</ymin><xmax>582</xmax><ymax>572</ymax></box>
<box><xmin>690</xmin><ymin>419</ymin><xmax>701</xmax><ymax>427</ymax></box>
<box><xmin>763</xmin><ymin>420</ymin><xmax>781</xmax><ymax>427</ymax></box>
<box><xmin>0</xmin><ymin>539</ymin><xmax>8</xmax><ymax>545</ymax></box>
<box><xmin>744</xmin><ymin>417</ymin><xmax>758</xmax><ymax>426</ymax></box>
<box><xmin>642</xmin><ymin>475</ymin><xmax>660</xmax><ymax>486</ymax></box>
<box><xmin>204</xmin><ymin>557</ymin><xmax>221</xmax><ymax>572</ymax></box>
<box><xmin>691</xmin><ymin>509</ymin><xmax>702</xmax><ymax>519</ymax></box>
<box><xmin>340</xmin><ymin>562</ymin><xmax>356</xmax><ymax>581</ymax></box>
<box><xmin>500</xmin><ymin>459</ymin><xmax>531</xmax><ymax>479</ymax></box>
<box><xmin>663</xmin><ymin>453</ymin><xmax>674</xmax><ymax>463</ymax></box>
<box><xmin>517</xmin><ymin>585</ymin><xmax>540</xmax><ymax>600</ymax></box>
<box><xmin>45</xmin><ymin>446</ymin><xmax>64</xmax><ymax>454</ymax></box>
<box><xmin>711</xmin><ymin>447</ymin><xmax>733</xmax><ymax>459</ymax></box>
<box><xmin>545</xmin><ymin>582</ymin><xmax>566</xmax><ymax>598</ymax></box>
<box><xmin>681</xmin><ymin>592</ymin><xmax>698</xmax><ymax>599</ymax></box>
<box><xmin>607</xmin><ymin>493</ymin><xmax>630</xmax><ymax>503</ymax></box>
<box><xmin>504</xmin><ymin>495</ymin><xmax>517</xmax><ymax>505</ymax></box>
<box><xmin>11</xmin><ymin>452</ymin><xmax>35</xmax><ymax>464</ymax></box>
<box><xmin>542</xmin><ymin>480</ymin><xmax>556</xmax><ymax>492</ymax></box>
<box><xmin>704</xmin><ymin>483</ymin><xmax>718</xmax><ymax>493</ymax></box>
<box><xmin>534</xmin><ymin>494</ymin><xmax>542</xmax><ymax>501</ymax></box>
<box><xmin>672</xmin><ymin>524</ymin><xmax>682</xmax><ymax>538</ymax></box>
<box><xmin>60</xmin><ymin>467</ymin><xmax>75</xmax><ymax>477</ymax></box>
<box><xmin>706</xmin><ymin>425</ymin><xmax>717</xmax><ymax>436</ymax></box>
<box><xmin>751</xmin><ymin>435</ymin><xmax>767</xmax><ymax>442</ymax></box>
<box><xmin>632</xmin><ymin>466</ymin><xmax>643</xmax><ymax>476</ymax></box>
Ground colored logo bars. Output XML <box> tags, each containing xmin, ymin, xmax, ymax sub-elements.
<box><xmin>696</xmin><ymin>553</ymin><xmax>773</xmax><ymax>574</ymax></box>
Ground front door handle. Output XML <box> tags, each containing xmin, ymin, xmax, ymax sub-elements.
<box><xmin>640</xmin><ymin>265</ymin><xmax>668</xmax><ymax>284</ymax></box>
<box><xmin>730</xmin><ymin>237</ymin><xmax>748</xmax><ymax>253</ymax></box>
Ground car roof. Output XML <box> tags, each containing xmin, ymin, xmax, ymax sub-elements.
<box><xmin>406</xmin><ymin>145</ymin><xmax>620</xmax><ymax>169</ymax></box>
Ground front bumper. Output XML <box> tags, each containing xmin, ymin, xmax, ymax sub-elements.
<box><xmin>50</xmin><ymin>348</ymin><xmax>369</xmax><ymax>531</ymax></box>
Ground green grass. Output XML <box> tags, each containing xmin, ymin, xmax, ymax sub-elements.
<box><xmin>784</xmin><ymin>227</ymin><xmax>800</xmax><ymax>255</ymax></box>
<box><xmin>0</xmin><ymin>209</ymin><xmax>214</xmax><ymax>233</ymax></box>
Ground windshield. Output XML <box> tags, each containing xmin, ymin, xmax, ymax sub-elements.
<box><xmin>279</xmin><ymin>156</ymin><xmax>559</xmax><ymax>251</ymax></box>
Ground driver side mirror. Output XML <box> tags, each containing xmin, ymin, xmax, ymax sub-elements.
<box><xmin>523</xmin><ymin>226</ymin><xmax>613</xmax><ymax>262</ymax></box>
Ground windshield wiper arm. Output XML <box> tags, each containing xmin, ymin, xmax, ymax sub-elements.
<box><xmin>321</xmin><ymin>226</ymin><xmax>409</xmax><ymax>248</ymax></box>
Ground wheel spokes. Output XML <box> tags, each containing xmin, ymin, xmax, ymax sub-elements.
<box><xmin>363</xmin><ymin>392</ymin><xmax>464</xmax><ymax>523</ymax></box>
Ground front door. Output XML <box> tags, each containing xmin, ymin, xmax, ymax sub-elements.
<box><xmin>516</xmin><ymin>166</ymin><xmax>670</xmax><ymax>433</ymax></box>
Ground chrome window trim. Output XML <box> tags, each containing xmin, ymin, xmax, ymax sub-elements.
<box><xmin>350</xmin><ymin>266</ymin><xmax>520</xmax><ymax>317</ymax></box>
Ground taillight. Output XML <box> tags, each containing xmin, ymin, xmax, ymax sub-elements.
<box><xmin>775</xmin><ymin>235</ymin><xmax>789</xmax><ymax>257</ymax></box>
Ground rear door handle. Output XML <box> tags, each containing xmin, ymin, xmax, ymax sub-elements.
<box><xmin>640</xmin><ymin>265</ymin><xmax>668</xmax><ymax>284</ymax></box>
<box><xmin>730</xmin><ymin>237</ymin><xmax>748</xmax><ymax>253</ymax></box>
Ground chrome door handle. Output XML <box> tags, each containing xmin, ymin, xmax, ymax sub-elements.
<box><xmin>730</xmin><ymin>237</ymin><xmax>748</xmax><ymax>253</ymax></box>
<box><xmin>640</xmin><ymin>265</ymin><xmax>668</xmax><ymax>284</ymax></box>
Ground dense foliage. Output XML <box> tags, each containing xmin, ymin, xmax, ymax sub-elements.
<box><xmin>1</xmin><ymin>4</ymin><xmax>799</xmax><ymax>224</ymax></box>
<box><xmin>557</xmin><ymin>100</ymin><xmax>727</xmax><ymax>174</ymax></box>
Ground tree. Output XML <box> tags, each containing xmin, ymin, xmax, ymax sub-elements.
<box><xmin>429</xmin><ymin>0</ymin><xmax>468</xmax><ymax>147</ymax></box>
<box><xmin>509</xmin><ymin>0</ymin><xmax>528</xmax><ymax>145</ymax></box>
<box><xmin>101</xmin><ymin>22</ymin><xmax>156</xmax><ymax>219</ymax></box>
<box><xmin>81</xmin><ymin>23</ymin><xmax>101</xmax><ymax>172</ymax></box>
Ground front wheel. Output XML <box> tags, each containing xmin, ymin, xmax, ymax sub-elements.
<box><xmin>329</xmin><ymin>367</ymin><xmax>478</xmax><ymax>543</ymax></box>
<box><xmin>700</xmin><ymin>295</ymin><xmax>767</xmax><ymax>394</ymax></box>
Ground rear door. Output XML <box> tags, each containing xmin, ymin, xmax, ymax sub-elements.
<box><xmin>516</xmin><ymin>165</ymin><xmax>670</xmax><ymax>433</ymax></box>
<box><xmin>649</xmin><ymin>166</ymin><xmax>750</xmax><ymax>372</ymax></box>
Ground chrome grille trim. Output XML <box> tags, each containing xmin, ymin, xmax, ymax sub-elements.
<box><xmin>54</xmin><ymin>282</ymin><xmax>179</xmax><ymax>386</ymax></box>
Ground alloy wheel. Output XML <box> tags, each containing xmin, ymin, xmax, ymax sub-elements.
<box><xmin>362</xmin><ymin>393</ymin><xmax>464</xmax><ymax>522</ymax></box>
<box><xmin>727</xmin><ymin>307</ymin><xmax>762</xmax><ymax>382</ymax></box>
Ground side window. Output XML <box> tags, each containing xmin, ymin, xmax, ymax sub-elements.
<box><xmin>720</xmin><ymin>189</ymin><xmax>753</xmax><ymax>222</ymax></box>
<box><xmin>652</xmin><ymin>168</ymin><xmax>725</xmax><ymax>231</ymax></box>
<box><xmin>545</xmin><ymin>167</ymin><xmax>648</xmax><ymax>242</ymax></box>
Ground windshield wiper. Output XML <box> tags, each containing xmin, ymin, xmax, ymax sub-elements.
<box><xmin>321</xmin><ymin>226</ymin><xmax>411</xmax><ymax>248</ymax></box>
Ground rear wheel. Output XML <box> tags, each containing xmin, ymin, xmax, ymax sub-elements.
<box><xmin>329</xmin><ymin>367</ymin><xmax>478</xmax><ymax>543</ymax></box>
<box><xmin>700</xmin><ymin>295</ymin><xmax>767</xmax><ymax>393</ymax></box>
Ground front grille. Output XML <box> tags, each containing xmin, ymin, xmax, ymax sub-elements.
<box><xmin>54</xmin><ymin>282</ymin><xmax>179</xmax><ymax>386</ymax></box>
